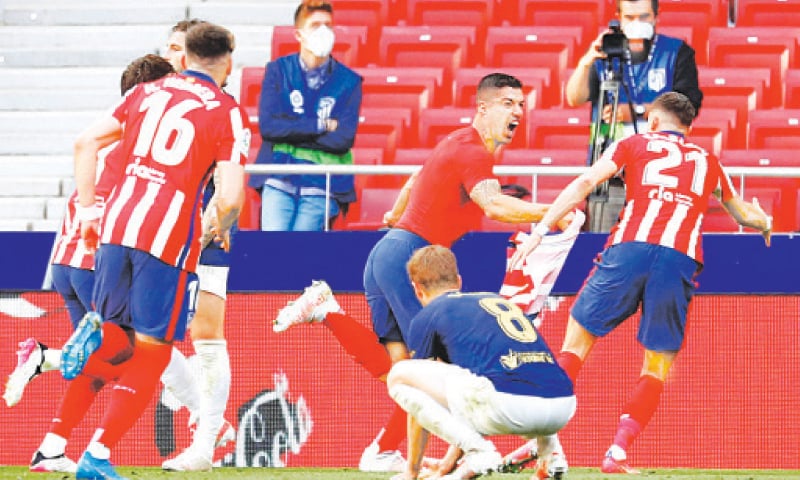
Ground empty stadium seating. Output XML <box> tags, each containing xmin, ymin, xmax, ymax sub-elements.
<box><xmin>354</xmin><ymin>107</ymin><xmax>414</xmax><ymax>163</ymax></box>
<box><xmin>747</xmin><ymin>109</ymin><xmax>800</xmax><ymax>149</ymax></box>
<box><xmin>355</xmin><ymin>66</ymin><xmax>447</xmax><ymax>108</ymax></box>
<box><xmin>378</xmin><ymin>25</ymin><xmax>479</xmax><ymax>80</ymax></box>
<box><xmin>692</xmin><ymin>107</ymin><xmax>737</xmax><ymax>154</ymax></box>
<box><xmin>341</xmin><ymin>187</ymin><xmax>400</xmax><ymax>230</ymax></box>
<box><xmin>785</xmin><ymin>69</ymin><xmax>800</xmax><ymax>109</ymax></box>
<box><xmin>707</xmin><ymin>27</ymin><xmax>799</xmax><ymax>108</ymax></box>
<box><xmin>527</xmin><ymin>108</ymin><xmax>591</xmax><ymax>150</ymax></box>
<box><xmin>736</xmin><ymin>0</ymin><xmax>800</xmax><ymax>27</ymax></box>
<box><xmin>658</xmin><ymin>0</ymin><xmax>729</xmax><ymax>65</ymax></box>
<box><xmin>271</xmin><ymin>24</ymin><xmax>369</xmax><ymax>66</ymax></box>
<box><xmin>516</xmin><ymin>0</ymin><xmax>609</xmax><ymax>52</ymax></box>
<box><xmin>417</xmin><ymin>107</ymin><xmax>474</xmax><ymax>147</ymax></box>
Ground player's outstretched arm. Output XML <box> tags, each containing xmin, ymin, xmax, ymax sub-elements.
<box><xmin>721</xmin><ymin>195</ymin><xmax>773</xmax><ymax>247</ymax></box>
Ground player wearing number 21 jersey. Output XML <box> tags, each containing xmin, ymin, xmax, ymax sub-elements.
<box><xmin>509</xmin><ymin>92</ymin><xmax>771</xmax><ymax>473</ymax></box>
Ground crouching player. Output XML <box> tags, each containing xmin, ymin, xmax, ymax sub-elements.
<box><xmin>387</xmin><ymin>245</ymin><xmax>576</xmax><ymax>480</ymax></box>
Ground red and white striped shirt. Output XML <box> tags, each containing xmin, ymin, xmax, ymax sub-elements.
<box><xmin>99</xmin><ymin>72</ymin><xmax>249</xmax><ymax>272</ymax></box>
<box><xmin>603</xmin><ymin>131</ymin><xmax>735</xmax><ymax>263</ymax></box>
<box><xmin>50</xmin><ymin>145</ymin><xmax>122</xmax><ymax>269</ymax></box>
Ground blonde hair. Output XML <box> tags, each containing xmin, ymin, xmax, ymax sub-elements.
<box><xmin>406</xmin><ymin>245</ymin><xmax>460</xmax><ymax>293</ymax></box>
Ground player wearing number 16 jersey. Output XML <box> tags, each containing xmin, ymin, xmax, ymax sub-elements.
<box><xmin>62</xmin><ymin>22</ymin><xmax>247</xmax><ymax>480</ymax></box>
<box><xmin>509</xmin><ymin>92</ymin><xmax>772</xmax><ymax>474</ymax></box>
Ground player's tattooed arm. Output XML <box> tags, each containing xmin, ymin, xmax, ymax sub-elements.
<box><xmin>470</xmin><ymin>178</ymin><xmax>548</xmax><ymax>223</ymax></box>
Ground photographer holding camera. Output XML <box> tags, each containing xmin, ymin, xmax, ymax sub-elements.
<box><xmin>565</xmin><ymin>0</ymin><xmax>703</xmax><ymax>231</ymax></box>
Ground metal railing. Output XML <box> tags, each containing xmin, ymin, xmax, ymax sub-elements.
<box><xmin>245</xmin><ymin>164</ymin><xmax>800</xmax><ymax>231</ymax></box>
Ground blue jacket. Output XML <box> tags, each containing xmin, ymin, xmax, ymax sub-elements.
<box><xmin>249</xmin><ymin>54</ymin><xmax>362</xmax><ymax>202</ymax></box>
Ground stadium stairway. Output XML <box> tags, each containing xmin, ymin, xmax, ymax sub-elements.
<box><xmin>0</xmin><ymin>0</ymin><xmax>290</xmax><ymax>231</ymax></box>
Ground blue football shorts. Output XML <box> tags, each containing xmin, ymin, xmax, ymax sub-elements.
<box><xmin>570</xmin><ymin>242</ymin><xmax>699</xmax><ymax>352</ymax></box>
<box><xmin>51</xmin><ymin>264</ymin><xmax>95</xmax><ymax>330</ymax></box>
<box><xmin>93</xmin><ymin>244</ymin><xmax>199</xmax><ymax>342</ymax></box>
<box><xmin>363</xmin><ymin>228</ymin><xmax>428</xmax><ymax>343</ymax></box>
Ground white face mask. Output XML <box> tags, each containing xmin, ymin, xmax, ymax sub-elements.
<box><xmin>623</xmin><ymin>20</ymin><xmax>654</xmax><ymax>40</ymax></box>
<box><xmin>303</xmin><ymin>25</ymin><xmax>335</xmax><ymax>58</ymax></box>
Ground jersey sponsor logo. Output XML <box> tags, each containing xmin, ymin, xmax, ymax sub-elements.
<box><xmin>125</xmin><ymin>158</ymin><xmax>166</xmax><ymax>185</ymax></box>
<box><xmin>647</xmin><ymin>186</ymin><xmax>694</xmax><ymax>207</ymax></box>
<box><xmin>499</xmin><ymin>349</ymin><xmax>555</xmax><ymax>370</ymax></box>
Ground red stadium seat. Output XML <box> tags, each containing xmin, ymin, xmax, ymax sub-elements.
<box><xmin>785</xmin><ymin>69</ymin><xmax>800</xmax><ymax>109</ymax></box>
<box><xmin>343</xmin><ymin>187</ymin><xmax>401</xmax><ymax>230</ymax></box>
<box><xmin>747</xmin><ymin>109</ymin><xmax>800</xmax><ymax>149</ymax></box>
<box><xmin>736</xmin><ymin>0</ymin><xmax>800</xmax><ymax>27</ymax></box>
<box><xmin>271</xmin><ymin>25</ymin><xmax>369</xmax><ymax>66</ymax></box>
<box><xmin>527</xmin><ymin>108</ymin><xmax>592</xmax><ymax>150</ymax></box>
<box><xmin>394</xmin><ymin>148</ymin><xmax>433</xmax><ymax>165</ymax></box>
<box><xmin>692</xmin><ymin>107</ymin><xmax>737</xmax><ymax>152</ymax></box>
<box><xmin>239</xmin><ymin>66</ymin><xmax>265</xmax><ymax>127</ymax></box>
<box><xmin>330</xmin><ymin>0</ymin><xmax>391</xmax><ymax>62</ymax></box>
<box><xmin>360</xmin><ymin>82</ymin><xmax>432</xmax><ymax>143</ymax></box>
<box><xmin>418</xmin><ymin>107</ymin><xmax>474</xmax><ymax>147</ymax></box>
<box><xmin>354</xmin><ymin>107</ymin><xmax>414</xmax><ymax>163</ymax></box>
<box><xmin>453</xmin><ymin>67</ymin><xmax>552</xmax><ymax>109</ymax></box>
<box><xmin>658</xmin><ymin>0</ymin><xmax>729</xmax><ymax>65</ymax></box>
<box><xmin>378</xmin><ymin>25</ymin><xmax>479</xmax><ymax>83</ymax></box>
<box><xmin>499</xmin><ymin>148</ymin><xmax>587</xmax><ymax>166</ymax></box>
<box><xmin>484</xmin><ymin>26</ymin><xmax>581</xmax><ymax>104</ymax></box>
<box><xmin>698</xmin><ymin>67</ymin><xmax>770</xmax><ymax>135</ymax></box>
<box><xmin>516</xmin><ymin>0</ymin><xmax>611</xmax><ymax>52</ymax></box>
<box><xmin>687</xmin><ymin>125</ymin><xmax>723</xmax><ymax>158</ymax></box>
<box><xmin>355</xmin><ymin>66</ymin><xmax>446</xmax><ymax>108</ymax></box>
<box><xmin>707</xmin><ymin>27</ymin><xmax>800</xmax><ymax>107</ymax></box>
<box><xmin>720</xmin><ymin>149</ymin><xmax>800</xmax><ymax>232</ymax></box>
<box><xmin>403</xmin><ymin>0</ymin><xmax>501</xmax><ymax>46</ymax></box>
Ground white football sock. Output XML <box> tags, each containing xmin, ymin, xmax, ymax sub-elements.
<box><xmin>389</xmin><ymin>383</ymin><xmax>495</xmax><ymax>454</ymax></box>
<box><xmin>41</xmin><ymin>348</ymin><xmax>62</xmax><ymax>372</ymax></box>
<box><xmin>87</xmin><ymin>429</ymin><xmax>110</xmax><ymax>460</ymax></box>
<box><xmin>160</xmin><ymin>347</ymin><xmax>200</xmax><ymax>413</ymax></box>
<box><xmin>38</xmin><ymin>432</ymin><xmax>67</xmax><ymax>457</ymax></box>
<box><xmin>191</xmin><ymin>339</ymin><xmax>231</xmax><ymax>458</ymax></box>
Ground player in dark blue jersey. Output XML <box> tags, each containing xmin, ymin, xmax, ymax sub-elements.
<box><xmin>387</xmin><ymin>245</ymin><xmax>576</xmax><ymax>480</ymax></box>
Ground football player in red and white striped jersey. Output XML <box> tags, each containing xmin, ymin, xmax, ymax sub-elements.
<box><xmin>59</xmin><ymin>22</ymin><xmax>246</xmax><ymax>479</ymax></box>
<box><xmin>509</xmin><ymin>91</ymin><xmax>772</xmax><ymax>474</ymax></box>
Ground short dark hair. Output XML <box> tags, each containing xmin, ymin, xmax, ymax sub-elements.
<box><xmin>617</xmin><ymin>0</ymin><xmax>659</xmax><ymax>16</ymax></box>
<box><xmin>476</xmin><ymin>73</ymin><xmax>523</xmax><ymax>101</ymax></box>
<box><xmin>171</xmin><ymin>18</ymin><xmax>205</xmax><ymax>34</ymax></box>
<box><xmin>185</xmin><ymin>22</ymin><xmax>234</xmax><ymax>60</ymax></box>
<box><xmin>294</xmin><ymin>0</ymin><xmax>334</xmax><ymax>27</ymax></box>
<box><xmin>651</xmin><ymin>91</ymin><xmax>696</xmax><ymax>127</ymax></box>
<box><xmin>120</xmin><ymin>54</ymin><xmax>174</xmax><ymax>95</ymax></box>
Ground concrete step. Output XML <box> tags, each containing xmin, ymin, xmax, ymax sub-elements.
<box><xmin>0</xmin><ymin>156</ymin><xmax>74</xmax><ymax>177</ymax></box>
<box><xmin>45</xmin><ymin>197</ymin><xmax>68</xmax><ymax>220</ymax></box>
<box><xmin>0</xmin><ymin>177</ymin><xmax>62</xmax><ymax>197</ymax></box>
<box><xmin>0</xmin><ymin>133</ymin><xmax>76</xmax><ymax>155</ymax></box>
<box><xmin>0</xmin><ymin>88</ymin><xmax>118</xmax><ymax>111</ymax></box>
<box><xmin>2</xmin><ymin>4</ymin><xmax>186</xmax><ymax>26</ymax></box>
<box><xmin>0</xmin><ymin>25</ymin><xmax>167</xmax><ymax>49</ymax></box>
<box><xmin>31</xmin><ymin>218</ymin><xmax>62</xmax><ymax>231</ymax></box>
<box><xmin>0</xmin><ymin>197</ymin><xmax>47</xmax><ymax>220</ymax></box>
<box><xmin>0</xmin><ymin>111</ymin><xmax>102</xmax><ymax>134</ymax></box>
<box><xmin>0</xmin><ymin>46</ymin><xmax>159</xmax><ymax>68</ymax></box>
<box><xmin>0</xmin><ymin>219</ymin><xmax>33</xmax><ymax>231</ymax></box>
<box><xmin>188</xmin><ymin>2</ymin><xmax>295</xmax><ymax>26</ymax></box>
<box><xmin>0</xmin><ymin>67</ymin><xmax>120</xmax><ymax>89</ymax></box>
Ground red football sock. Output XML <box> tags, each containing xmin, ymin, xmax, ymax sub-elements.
<box><xmin>613</xmin><ymin>375</ymin><xmax>665</xmax><ymax>450</ymax></box>
<box><xmin>557</xmin><ymin>351</ymin><xmax>584</xmax><ymax>384</ymax></box>
<box><xmin>323</xmin><ymin>312</ymin><xmax>392</xmax><ymax>380</ymax></box>
<box><xmin>82</xmin><ymin>323</ymin><xmax>134</xmax><ymax>382</ymax></box>
<box><xmin>376</xmin><ymin>404</ymin><xmax>407</xmax><ymax>452</ymax></box>
<box><xmin>96</xmin><ymin>340</ymin><xmax>172</xmax><ymax>449</ymax></box>
<box><xmin>51</xmin><ymin>374</ymin><xmax>105</xmax><ymax>439</ymax></box>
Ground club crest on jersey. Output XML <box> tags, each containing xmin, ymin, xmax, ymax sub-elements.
<box><xmin>648</xmin><ymin>68</ymin><xmax>667</xmax><ymax>92</ymax></box>
<box><xmin>290</xmin><ymin>90</ymin><xmax>304</xmax><ymax>114</ymax></box>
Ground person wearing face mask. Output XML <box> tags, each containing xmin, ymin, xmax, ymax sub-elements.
<box><xmin>567</xmin><ymin>0</ymin><xmax>702</xmax><ymax>139</ymax></box>
<box><xmin>248</xmin><ymin>0</ymin><xmax>362</xmax><ymax>231</ymax></box>
<box><xmin>565</xmin><ymin>0</ymin><xmax>703</xmax><ymax>232</ymax></box>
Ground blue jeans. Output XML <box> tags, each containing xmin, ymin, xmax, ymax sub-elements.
<box><xmin>260</xmin><ymin>185</ymin><xmax>339</xmax><ymax>231</ymax></box>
